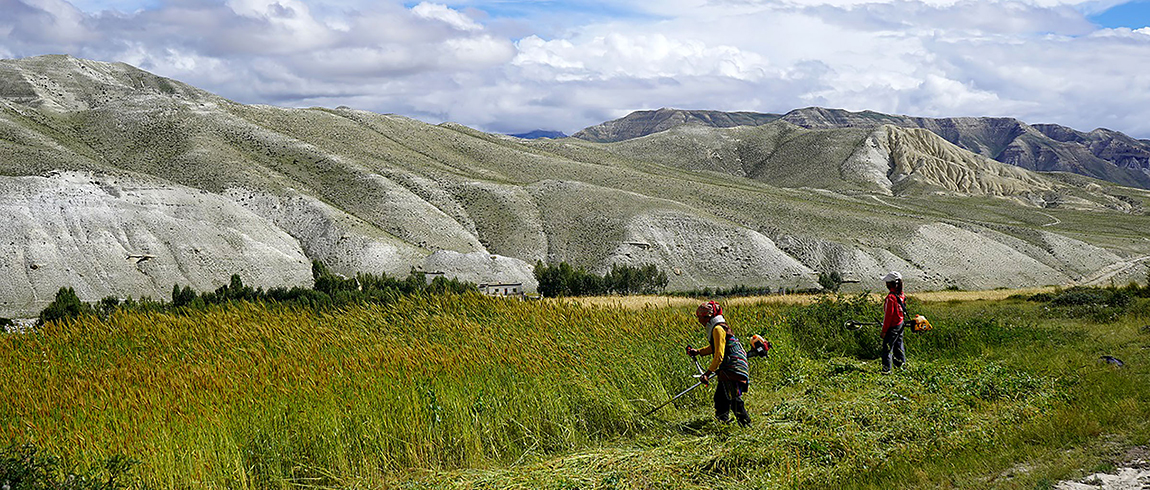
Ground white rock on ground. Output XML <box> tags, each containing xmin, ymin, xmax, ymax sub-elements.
<box><xmin>1054</xmin><ymin>467</ymin><xmax>1150</xmax><ymax>490</ymax></box>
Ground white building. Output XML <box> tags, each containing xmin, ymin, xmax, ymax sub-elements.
<box><xmin>479</xmin><ymin>282</ymin><xmax>523</xmax><ymax>297</ymax></box>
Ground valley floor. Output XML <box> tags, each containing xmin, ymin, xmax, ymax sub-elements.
<box><xmin>2</xmin><ymin>288</ymin><xmax>1148</xmax><ymax>489</ymax></box>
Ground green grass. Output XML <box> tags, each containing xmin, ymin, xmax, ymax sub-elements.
<box><xmin>2</xmin><ymin>294</ymin><xmax>1148</xmax><ymax>488</ymax></box>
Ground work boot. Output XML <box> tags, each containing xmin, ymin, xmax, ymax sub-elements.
<box><xmin>716</xmin><ymin>412</ymin><xmax>731</xmax><ymax>424</ymax></box>
<box><xmin>732</xmin><ymin>401</ymin><xmax>751</xmax><ymax>427</ymax></box>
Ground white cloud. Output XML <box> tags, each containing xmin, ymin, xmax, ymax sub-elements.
<box><xmin>1</xmin><ymin>0</ymin><xmax>1149</xmax><ymax>138</ymax></box>
<box><xmin>411</xmin><ymin>2</ymin><xmax>482</xmax><ymax>31</ymax></box>
<box><xmin>21</xmin><ymin>0</ymin><xmax>86</xmax><ymax>28</ymax></box>
<box><xmin>10</xmin><ymin>0</ymin><xmax>92</xmax><ymax>44</ymax></box>
<box><xmin>513</xmin><ymin>33</ymin><xmax>772</xmax><ymax>82</ymax></box>
<box><xmin>443</xmin><ymin>35</ymin><xmax>516</xmax><ymax>68</ymax></box>
<box><xmin>223</xmin><ymin>0</ymin><xmax>335</xmax><ymax>52</ymax></box>
<box><xmin>1090</xmin><ymin>26</ymin><xmax>1150</xmax><ymax>38</ymax></box>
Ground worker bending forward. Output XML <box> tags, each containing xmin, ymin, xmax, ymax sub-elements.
<box><xmin>686</xmin><ymin>301</ymin><xmax>752</xmax><ymax>427</ymax></box>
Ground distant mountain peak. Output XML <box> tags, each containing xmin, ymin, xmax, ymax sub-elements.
<box><xmin>508</xmin><ymin>130</ymin><xmax>567</xmax><ymax>139</ymax></box>
<box><xmin>575</xmin><ymin>107</ymin><xmax>1150</xmax><ymax>189</ymax></box>
<box><xmin>572</xmin><ymin>108</ymin><xmax>782</xmax><ymax>143</ymax></box>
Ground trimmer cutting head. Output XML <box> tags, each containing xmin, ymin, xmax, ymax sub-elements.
<box><xmin>843</xmin><ymin>320</ymin><xmax>878</xmax><ymax>331</ymax></box>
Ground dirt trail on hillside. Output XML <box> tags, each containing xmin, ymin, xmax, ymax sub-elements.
<box><xmin>1037</xmin><ymin>211</ymin><xmax>1061</xmax><ymax>227</ymax></box>
<box><xmin>1078</xmin><ymin>255</ymin><xmax>1150</xmax><ymax>286</ymax></box>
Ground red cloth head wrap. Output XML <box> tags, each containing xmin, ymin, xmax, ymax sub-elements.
<box><xmin>696</xmin><ymin>301</ymin><xmax>722</xmax><ymax>319</ymax></box>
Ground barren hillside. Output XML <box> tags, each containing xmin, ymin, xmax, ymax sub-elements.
<box><xmin>2</xmin><ymin>55</ymin><xmax>1149</xmax><ymax>316</ymax></box>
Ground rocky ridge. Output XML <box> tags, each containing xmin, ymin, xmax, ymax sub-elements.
<box><xmin>576</xmin><ymin>108</ymin><xmax>1150</xmax><ymax>189</ymax></box>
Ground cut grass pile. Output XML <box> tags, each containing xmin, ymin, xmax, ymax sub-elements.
<box><xmin>2</xmin><ymin>292</ymin><xmax>1148</xmax><ymax>488</ymax></box>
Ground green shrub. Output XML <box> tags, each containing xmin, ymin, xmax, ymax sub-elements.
<box><xmin>1024</xmin><ymin>286</ymin><xmax>1138</xmax><ymax>322</ymax></box>
<box><xmin>0</xmin><ymin>444</ymin><xmax>137</xmax><ymax>489</ymax></box>
<box><xmin>170</xmin><ymin>284</ymin><xmax>196</xmax><ymax>308</ymax></box>
<box><xmin>782</xmin><ymin>294</ymin><xmax>882</xmax><ymax>359</ymax></box>
<box><xmin>1048</xmin><ymin>287</ymin><xmax>1131</xmax><ymax>308</ymax></box>
<box><xmin>37</xmin><ymin>287</ymin><xmax>94</xmax><ymax>326</ymax></box>
<box><xmin>37</xmin><ymin>261</ymin><xmax>478</xmax><ymax>321</ymax></box>
<box><xmin>668</xmin><ymin>284</ymin><xmax>785</xmax><ymax>298</ymax></box>
<box><xmin>817</xmin><ymin>271</ymin><xmax>843</xmax><ymax>292</ymax></box>
<box><xmin>913</xmin><ymin>312</ymin><xmax>1082</xmax><ymax>359</ymax></box>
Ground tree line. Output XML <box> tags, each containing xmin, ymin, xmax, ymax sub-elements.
<box><xmin>35</xmin><ymin>260</ymin><xmax>474</xmax><ymax>326</ymax></box>
<box><xmin>533</xmin><ymin>261</ymin><xmax>668</xmax><ymax>297</ymax></box>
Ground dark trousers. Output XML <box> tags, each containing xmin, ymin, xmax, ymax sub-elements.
<box><xmin>714</xmin><ymin>378</ymin><xmax>751</xmax><ymax>426</ymax></box>
<box><xmin>881</xmin><ymin>324</ymin><xmax>906</xmax><ymax>372</ymax></box>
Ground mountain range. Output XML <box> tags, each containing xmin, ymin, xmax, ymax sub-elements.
<box><xmin>576</xmin><ymin>108</ymin><xmax>1150</xmax><ymax>189</ymax></box>
<box><xmin>1</xmin><ymin>55</ymin><xmax>1149</xmax><ymax>317</ymax></box>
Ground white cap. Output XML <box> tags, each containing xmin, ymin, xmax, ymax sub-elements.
<box><xmin>882</xmin><ymin>271</ymin><xmax>902</xmax><ymax>283</ymax></box>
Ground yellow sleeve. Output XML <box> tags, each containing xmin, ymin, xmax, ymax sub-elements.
<box><xmin>708</xmin><ymin>325</ymin><xmax>725</xmax><ymax>372</ymax></box>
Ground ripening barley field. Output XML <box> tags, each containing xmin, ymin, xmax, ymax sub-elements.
<box><xmin>2</xmin><ymin>291</ymin><xmax>1149</xmax><ymax>488</ymax></box>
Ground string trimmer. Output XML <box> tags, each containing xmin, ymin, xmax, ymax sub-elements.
<box><xmin>643</xmin><ymin>351</ymin><xmax>708</xmax><ymax>417</ymax></box>
<box><xmin>845</xmin><ymin>316</ymin><xmax>932</xmax><ymax>333</ymax></box>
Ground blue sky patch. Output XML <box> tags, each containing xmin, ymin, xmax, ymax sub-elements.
<box><xmin>405</xmin><ymin>0</ymin><xmax>658</xmax><ymax>24</ymax></box>
<box><xmin>1089</xmin><ymin>1</ymin><xmax>1150</xmax><ymax>29</ymax></box>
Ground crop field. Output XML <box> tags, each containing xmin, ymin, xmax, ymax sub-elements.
<box><xmin>2</xmin><ymin>290</ymin><xmax>1149</xmax><ymax>488</ymax></box>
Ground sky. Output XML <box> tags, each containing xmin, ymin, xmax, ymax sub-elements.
<box><xmin>2</xmin><ymin>0</ymin><xmax>1149</xmax><ymax>138</ymax></box>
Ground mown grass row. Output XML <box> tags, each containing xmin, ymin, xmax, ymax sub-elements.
<box><xmin>414</xmin><ymin>295</ymin><xmax>1150</xmax><ymax>489</ymax></box>
<box><xmin>3</xmin><ymin>291</ymin><xmax>1149</xmax><ymax>488</ymax></box>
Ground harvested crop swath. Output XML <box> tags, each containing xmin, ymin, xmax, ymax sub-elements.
<box><xmin>2</xmin><ymin>293</ymin><xmax>1147</xmax><ymax>489</ymax></box>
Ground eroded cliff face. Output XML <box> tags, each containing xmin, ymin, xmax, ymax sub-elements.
<box><xmin>0</xmin><ymin>172</ymin><xmax>547</xmax><ymax>317</ymax></box>
<box><xmin>608</xmin><ymin>122</ymin><xmax>1100</xmax><ymax>202</ymax></box>
<box><xmin>611</xmin><ymin>211</ymin><xmax>818</xmax><ymax>291</ymax></box>
<box><xmin>0</xmin><ymin>172</ymin><xmax>313</xmax><ymax>315</ymax></box>
<box><xmin>881</xmin><ymin>126</ymin><xmax>1056</xmax><ymax>197</ymax></box>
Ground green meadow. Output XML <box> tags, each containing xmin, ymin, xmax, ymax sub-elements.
<box><xmin>3</xmin><ymin>289</ymin><xmax>1149</xmax><ymax>488</ymax></box>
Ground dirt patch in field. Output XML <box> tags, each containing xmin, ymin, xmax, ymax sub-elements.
<box><xmin>1055</xmin><ymin>447</ymin><xmax>1150</xmax><ymax>490</ymax></box>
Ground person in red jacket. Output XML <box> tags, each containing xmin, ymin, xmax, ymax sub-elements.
<box><xmin>881</xmin><ymin>271</ymin><xmax>907</xmax><ymax>374</ymax></box>
<box><xmin>686</xmin><ymin>301</ymin><xmax>752</xmax><ymax>427</ymax></box>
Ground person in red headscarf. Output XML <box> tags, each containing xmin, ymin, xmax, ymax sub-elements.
<box><xmin>686</xmin><ymin>301</ymin><xmax>752</xmax><ymax>427</ymax></box>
